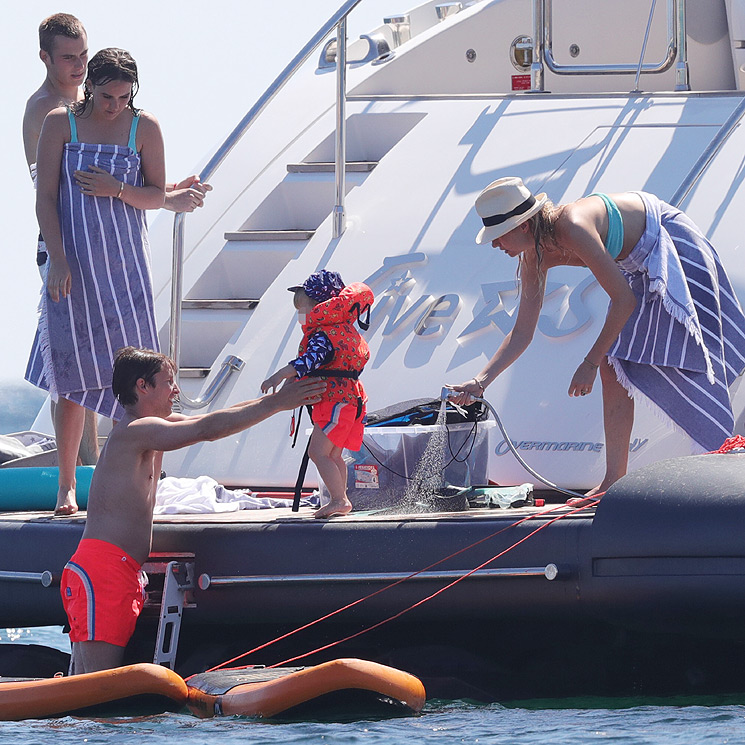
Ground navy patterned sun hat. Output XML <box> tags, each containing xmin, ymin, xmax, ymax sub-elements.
<box><xmin>287</xmin><ymin>270</ymin><xmax>345</xmax><ymax>303</ymax></box>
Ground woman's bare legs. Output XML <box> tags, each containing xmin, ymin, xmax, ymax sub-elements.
<box><xmin>50</xmin><ymin>400</ymin><xmax>99</xmax><ymax>465</ymax></box>
<box><xmin>79</xmin><ymin>408</ymin><xmax>100</xmax><ymax>465</ymax></box>
<box><xmin>585</xmin><ymin>359</ymin><xmax>634</xmax><ymax>497</ymax></box>
<box><xmin>54</xmin><ymin>397</ymin><xmax>85</xmax><ymax>515</ymax></box>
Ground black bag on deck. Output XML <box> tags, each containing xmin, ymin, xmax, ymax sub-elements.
<box><xmin>366</xmin><ymin>398</ymin><xmax>487</xmax><ymax>427</ymax></box>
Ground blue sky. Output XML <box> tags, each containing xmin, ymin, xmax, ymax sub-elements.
<box><xmin>1</xmin><ymin>0</ymin><xmax>390</xmax><ymax>385</ymax></box>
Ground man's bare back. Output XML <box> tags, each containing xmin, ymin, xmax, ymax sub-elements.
<box><xmin>81</xmin><ymin>353</ymin><xmax>326</xmax><ymax>566</ymax></box>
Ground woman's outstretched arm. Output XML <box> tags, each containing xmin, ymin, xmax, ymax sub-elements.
<box><xmin>448</xmin><ymin>257</ymin><xmax>544</xmax><ymax>404</ymax></box>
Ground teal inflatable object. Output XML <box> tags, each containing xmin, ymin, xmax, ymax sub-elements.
<box><xmin>0</xmin><ymin>466</ymin><xmax>94</xmax><ymax>511</ymax></box>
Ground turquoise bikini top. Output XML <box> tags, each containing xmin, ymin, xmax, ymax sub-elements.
<box><xmin>67</xmin><ymin>108</ymin><xmax>140</xmax><ymax>152</ymax></box>
<box><xmin>589</xmin><ymin>192</ymin><xmax>623</xmax><ymax>259</ymax></box>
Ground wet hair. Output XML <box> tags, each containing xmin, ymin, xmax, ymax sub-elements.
<box><xmin>112</xmin><ymin>347</ymin><xmax>174</xmax><ymax>406</ymax></box>
<box><xmin>39</xmin><ymin>13</ymin><xmax>86</xmax><ymax>57</ymax></box>
<box><xmin>73</xmin><ymin>48</ymin><xmax>140</xmax><ymax>116</ymax></box>
<box><xmin>519</xmin><ymin>199</ymin><xmax>559</xmax><ymax>293</ymax></box>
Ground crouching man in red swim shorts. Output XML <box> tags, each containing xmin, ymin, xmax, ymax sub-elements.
<box><xmin>61</xmin><ymin>346</ymin><xmax>325</xmax><ymax>674</ymax></box>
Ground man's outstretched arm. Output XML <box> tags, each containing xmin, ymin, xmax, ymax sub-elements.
<box><xmin>130</xmin><ymin>377</ymin><xmax>325</xmax><ymax>452</ymax></box>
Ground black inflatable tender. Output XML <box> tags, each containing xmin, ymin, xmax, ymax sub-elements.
<box><xmin>585</xmin><ymin>453</ymin><xmax>745</xmax><ymax>638</ymax></box>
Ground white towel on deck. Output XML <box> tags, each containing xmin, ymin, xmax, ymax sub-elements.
<box><xmin>154</xmin><ymin>476</ymin><xmax>315</xmax><ymax>514</ymax></box>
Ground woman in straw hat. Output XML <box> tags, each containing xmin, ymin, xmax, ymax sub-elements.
<box><xmin>448</xmin><ymin>177</ymin><xmax>745</xmax><ymax>497</ymax></box>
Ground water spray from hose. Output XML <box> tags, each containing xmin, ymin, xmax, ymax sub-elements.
<box><xmin>440</xmin><ymin>387</ymin><xmax>588</xmax><ymax>500</ymax></box>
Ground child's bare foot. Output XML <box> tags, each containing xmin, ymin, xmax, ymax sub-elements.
<box><xmin>314</xmin><ymin>498</ymin><xmax>352</xmax><ymax>519</ymax></box>
<box><xmin>54</xmin><ymin>488</ymin><xmax>78</xmax><ymax>516</ymax></box>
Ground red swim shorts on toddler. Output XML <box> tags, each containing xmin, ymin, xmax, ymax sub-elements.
<box><xmin>60</xmin><ymin>538</ymin><xmax>147</xmax><ymax>647</ymax></box>
<box><xmin>312</xmin><ymin>400</ymin><xmax>366</xmax><ymax>451</ymax></box>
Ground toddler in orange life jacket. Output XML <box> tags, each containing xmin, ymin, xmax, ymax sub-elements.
<box><xmin>261</xmin><ymin>270</ymin><xmax>374</xmax><ymax>518</ymax></box>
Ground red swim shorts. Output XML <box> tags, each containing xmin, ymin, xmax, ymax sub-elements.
<box><xmin>60</xmin><ymin>538</ymin><xmax>147</xmax><ymax>647</ymax></box>
<box><xmin>312</xmin><ymin>400</ymin><xmax>366</xmax><ymax>451</ymax></box>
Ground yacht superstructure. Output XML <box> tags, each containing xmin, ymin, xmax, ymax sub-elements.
<box><xmin>144</xmin><ymin>0</ymin><xmax>745</xmax><ymax>488</ymax></box>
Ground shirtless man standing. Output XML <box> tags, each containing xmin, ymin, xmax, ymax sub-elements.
<box><xmin>61</xmin><ymin>346</ymin><xmax>325</xmax><ymax>675</ymax></box>
<box><xmin>23</xmin><ymin>14</ymin><xmax>212</xmax><ymax>514</ymax></box>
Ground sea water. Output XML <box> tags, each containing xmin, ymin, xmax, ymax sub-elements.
<box><xmin>4</xmin><ymin>400</ymin><xmax>745</xmax><ymax>743</ymax></box>
<box><xmin>3</xmin><ymin>627</ymin><xmax>745</xmax><ymax>745</ymax></box>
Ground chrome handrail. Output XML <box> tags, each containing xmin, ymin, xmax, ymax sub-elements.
<box><xmin>675</xmin><ymin>0</ymin><xmax>689</xmax><ymax>91</ymax></box>
<box><xmin>531</xmin><ymin>0</ymin><xmax>688</xmax><ymax>92</ymax></box>
<box><xmin>0</xmin><ymin>570</ymin><xmax>55</xmax><ymax>587</ymax></box>
<box><xmin>198</xmin><ymin>564</ymin><xmax>561</xmax><ymax>589</ymax></box>
<box><xmin>633</xmin><ymin>0</ymin><xmax>659</xmax><ymax>92</ymax></box>
<box><xmin>172</xmin><ymin>355</ymin><xmax>246</xmax><ymax>412</ymax></box>
<box><xmin>170</xmin><ymin>0</ymin><xmax>362</xmax><ymax>407</ymax></box>
<box><xmin>530</xmin><ymin>0</ymin><xmax>545</xmax><ymax>92</ymax></box>
<box><xmin>333</xmin><ymin>17</ymin><xmax>348</xmax><ymax>238</ymax></box>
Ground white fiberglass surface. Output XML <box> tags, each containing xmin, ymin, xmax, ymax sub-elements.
<box><xmin>159</xmin><ymin>92</ymin><xmax>745</xmax><ymax>488</ymax></box>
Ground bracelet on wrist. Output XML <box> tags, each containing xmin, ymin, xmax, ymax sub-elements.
<box><xmin>583</xmin><ymin>356</ymin><xmax>599</xmax><ymax>370</ymax></box>
<box><xmin>473</xmin><ymin>377</ymin><xmax>485</xmax><ymax>395</ymax></box>
<box><xmin>116</xmin><ymin>181</ymin><xmax>124</xmax><ymax>200</ymax></box>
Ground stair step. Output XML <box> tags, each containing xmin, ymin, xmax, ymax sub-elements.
<box><xmin>179</xmin><ymin>367</ymin><xmax>210</xmax><ymax>379</ymax></box>
<box><xmin>287</xmin><ymin>161</ymin><xmax>377</xmax><ymax>173</ymax></box>
<box><xmin>182</xmin><ymin>299</ymin><xmax>259</xmax><ymax>310</ymax></box>
<box><xmin>224</xmin><ymin>230</ymin><xmax>316</xmax><ymax>241</ymax></box>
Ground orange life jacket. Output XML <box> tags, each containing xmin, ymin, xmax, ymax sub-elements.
<box><xmin>298</xmin><ymin>282</ymin><xmax>374</xmax><ymax>405</ymax></box>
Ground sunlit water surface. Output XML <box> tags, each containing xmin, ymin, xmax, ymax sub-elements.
<box><xmin>3</xmin><ymin>627</ymin><xmax>745</xmax><ymax>745</ymax></box>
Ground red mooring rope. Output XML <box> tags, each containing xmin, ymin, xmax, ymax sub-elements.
<box><xmin>193</xmin><ymin>498</ymin><xmax>599</xmax><ymax>677</ymax></box>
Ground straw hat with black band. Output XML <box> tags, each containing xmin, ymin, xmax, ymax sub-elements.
<box><xmin>475</xmin><ymin>177</ymin><xmax>548</xmax><ymax>245</ymax></box>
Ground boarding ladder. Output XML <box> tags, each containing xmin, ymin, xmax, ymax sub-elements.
<box><xmin>142</xmin><ymin>553</ymin><xmax>196</xmax><ymax>669</ymax></box>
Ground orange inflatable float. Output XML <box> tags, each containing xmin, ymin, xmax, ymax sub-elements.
<box><xmin>0</xmin><ymin>658</ymin><xmax>425</xmax><ymax>720</ymax></box>
<box><xmin>187</xmin><ymin>658</ymin><xmax>427</xmax><ymax>718</ymax></box>
<box><xmin>0</xmin><ymin>663</ymin><xmax>188</xmax><ymax>721</ymax></box>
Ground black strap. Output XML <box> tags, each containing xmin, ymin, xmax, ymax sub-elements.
<box><xmin>292</xmin><ymin>404</ymin><xmax>313</xmax><ymax>512</ymax></box>
<box><xmin>350</xmin><ymin>302</ymin><xmax>371</xmax><ymax>331</ymax></box>
<box><xmin>481</xmin><ymin>195</ymin><xmax>536</xmax><ymax>228</ymax></box>
<box><xmin>292</xmin><ymin>438</ymin><xmax>312</xmax><ymax>512</ymax></box>
<box><xmin>307</xmin><ymin>368</ymin><xmax>360</xmax><ymax>379</ymax></box>
<box><xmin>291</xmin><ymin>407</ymin><xmax>302</xmax><ymax>450</ymax></box>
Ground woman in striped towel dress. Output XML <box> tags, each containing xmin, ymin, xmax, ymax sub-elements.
<box><xmin>26</xmin><ymin>48</ymin><xmax>165</xmax><ymax>515</ymax></box>
<box><xmin>449</xmin><ymin>177</ymin><xmax>745</xmax><ymax>497</ymax></box>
